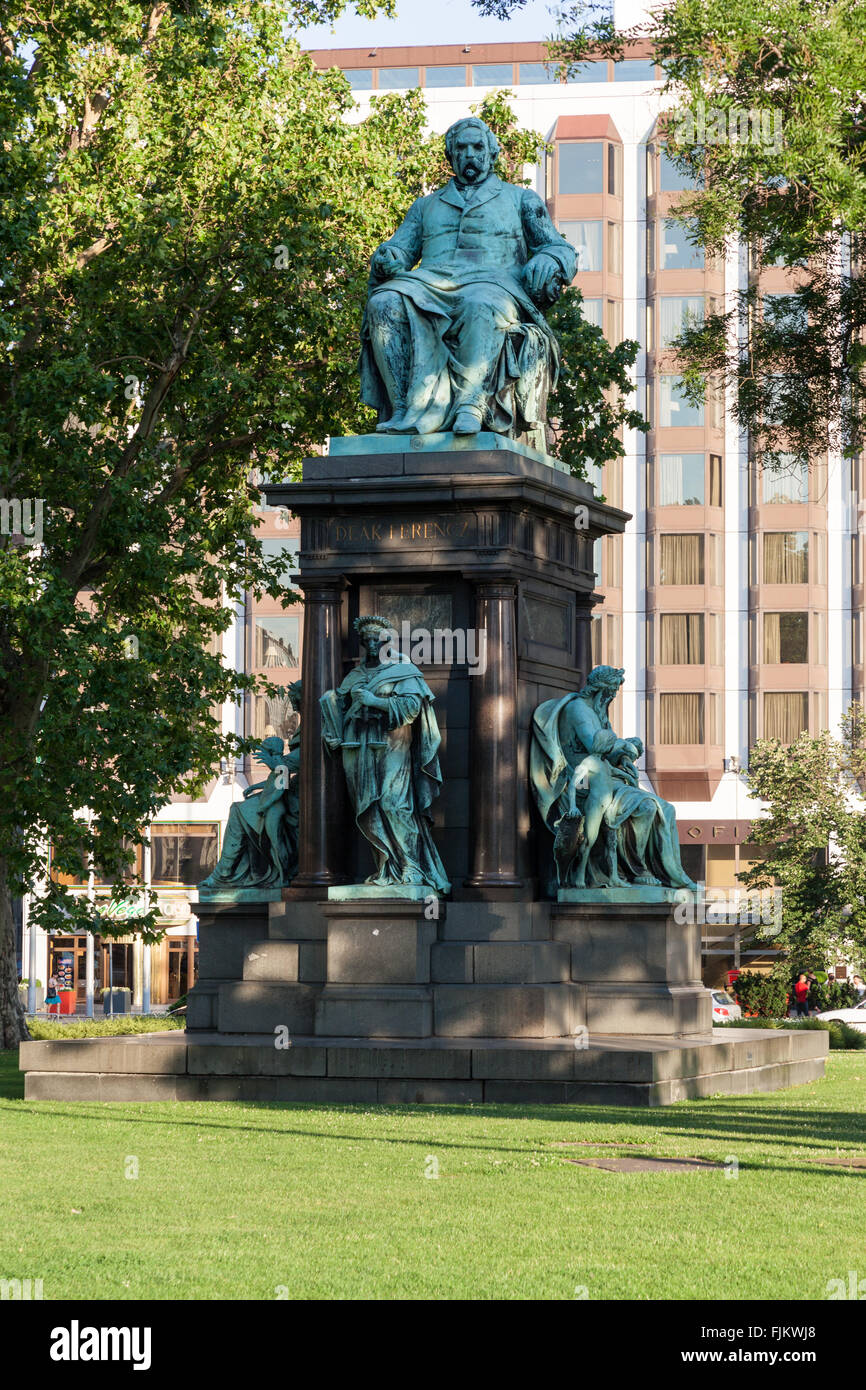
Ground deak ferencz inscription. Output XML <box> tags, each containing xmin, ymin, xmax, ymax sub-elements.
<box><xmin>332</xmin><ymin>516</ymin><xmax>475</xmax><ymax>547</ymax></box>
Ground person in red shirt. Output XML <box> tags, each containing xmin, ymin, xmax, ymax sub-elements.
<box><xmin>793</xmin><ymin>973</ymin><xmax>810</xmax><ymax>1017</ymax></box>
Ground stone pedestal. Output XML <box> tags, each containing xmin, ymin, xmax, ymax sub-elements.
<box><xmin>552</xmin><ymin>899</ymin><xmax>713</xmax><ymax>1037</ymax></box>
<box><xmin>264</xmin><ymin>436</ymin><xmax>627</xmax><ymax>895</ymax></box>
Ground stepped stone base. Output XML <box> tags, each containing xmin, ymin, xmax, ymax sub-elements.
<box><xmin>18</xmin><ymin>1027</ymin><xmax>828</xmax><ymax>1107</ymax></box>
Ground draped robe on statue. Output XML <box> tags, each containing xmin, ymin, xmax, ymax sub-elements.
<box><xmin>531</xmin><ymin>693</ymin><xmax>696</xmax><ymax>890</ymax></box>
<box><xmin>360</xmin><ymin>176</ymin><xmax>576</xmax><ymax>448</ymax></box>
<box><xmin>320</xmin><ymin>659</ymin><xmax>450</xmax><ymax>893</ymax></box>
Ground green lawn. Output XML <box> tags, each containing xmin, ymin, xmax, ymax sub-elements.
<box><xmin>1</xmin><ymin>1049</ymin><xmax>864</xmax><ymax>1300</ymax></box>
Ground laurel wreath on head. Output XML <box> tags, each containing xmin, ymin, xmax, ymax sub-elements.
<box><xmin>353</xmin><ymin>614</ymin><xmax>392</xmax><ymax>636</ymax></box>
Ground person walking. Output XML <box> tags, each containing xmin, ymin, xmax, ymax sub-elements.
<box><xmin>793</xmin><ymin>973</ymin><xmax>810</xmax><ymax>1018</ymax></box>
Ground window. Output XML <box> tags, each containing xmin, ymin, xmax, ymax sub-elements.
<box><xmin>567</xmin><ymin>60</ymin><xmax>608</xmax><ymax>83</ymax></box>
<box><xmin>258</xmin><ymin>539</ymin><xmax>299</xmax><ymax>587</ymax></box>
<box><xmin>580</xmin><ymin>298</ymin><xmax>602</xmax><ymax>328</ymax></box>
<box><xmin>762</xmin><ymin>457</ymin><xmax>808</xmax><ymax>503</ymax></box>
<box><xmin>607</xmin><ymin>221</ymin><xmax>623</xmax><ymax>274</ymax></box>
<box><xmin>645</xmin><ymin>303</ymin><xmax>654</xmax><ymax>350</ymax></box>
<box><xmin>560</xmin><ymin>220</ymin><xmax>602</xmax><ymax>271</ymax></box>
<box><xmin>591</xmin><ymin>615</ymin><xmax>602</xmax><ymax>665</ymax></box>
<box><xmin>605</xmin><ymin>299</ymin><xmax>623</xmax><ymax>344</ymax></box>
<box><xmin>763</xmin><ymin>612</ymin><xmax>808</xmax><ymax>663</ymax></box>
<box><xmin>519</xmin><ymin>62</ymin><xmax>558</xmax><ymax>84</ymax></box>
<box><xmin>764</xmin><ymin>692</ymin><xmax>808</xmax><ymax>743</ymax></box>
<box><xmin>660</xmin><ymin>296</ymin><xmax>704</xmax><ymax>348</ymax></box>
<box><xmin>660</xmin><ymin>613</ymin><xmax>705</xmax><ymax>663</ymax></box>
<box><xmin>763</xmin><ymin>532</ymin><xmax>808</xmax><ymax>584</ymax></box>
<box><xmin>425</xmin><ymin>66</ymin><xmax>466</xmax><ymax>87</ymax></box>
<box><xmin>378</xmin><ymin>67</ymin><xmax>419</xmax><ymax>89</ymax></box>
<box><xmin>558</xmin><ymin>141</ymin><xmax>604</xmax><ymax>195</ymax></box>
<box><xmin>646</xmin><ymin>221</ymin><xmax>655</xmax><ymax>274</ymax></box>
<box><xmin>658</xmin><ymin>453</ymin><xmax>705</xmax><ymax>505</ymax></box>
<box><xmin>254</xmin><ymin>615</ymin><xmax>300</xmax><ymax>668</ymax></box>
<box><xmin>151</xmin><ymin>824</ymin><xmax>219</xmax><ymax>886</ymax></box>
<box><xmin>659</xmin><ymin>375</ymin><xmax>704</xmax><ymax>427</ymax></box>
<box><xmin>605</xmin><ymin>535</ymin><xmax>622</xmax><ymax>587</ymax></box>
<box><xmin>608</xmin><ymin>143</ymin><xmax>622</xmax><ymax>196</ymax></box>
<box><xmin>343</xmin><ymin>69</ymin><xmax>372</xmax><ymax>90</ymax></box>
<box><xmin>614</xmin><ymin>57</ymin><xmax>657</xmax><ymax>82</ymax></box>
<box><xmin>763</xmin><ymin>293</ymin><xmax>808</xmax><ymax>333</ymax></box>
<box><xmin>659</xmin><ymin>533</ymin><xmax>704</xmax><ymax>584</ymax></box>
<box><xmin>660</xmin><ymin>218</ymin><xmax>704</xmax><ymax>269</ymax></box>
<box><xmin>709</xmin><ymin>454</ymin><xmax>723</xmax><ymax>507</ymax></box>
<box><xmin>660</xmin><ymin>146</ymin><xmax>700</xmax><ymax>191</ymax></box>
<box><xmin>472</xmin><ymin>64</ymin><xmax>513</xmax><ymax>85</ymax></box>
<box><xmin>251</xmin><ymin>689</ymin><xmax>299</xmax><ymax>744</ymax></box>
<box><xmin>660</xmin><ymin>692</ymin><xmax>704</xmax><ymax>743</ymax></box>
<box><xmin>592</xmin><ymin>537</ymin><xmax>603</xmax><ymax>583</ymax></box>
<box><xmin>646</xmin><ymin>143</ymin><xmax>656</xmax><ymax>196</ymax></box>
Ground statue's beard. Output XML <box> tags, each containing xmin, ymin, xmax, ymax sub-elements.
<box><xmin>457</xmin><ymin>161</ymin><xmax>486</xmax><ymax>183</ymax></box>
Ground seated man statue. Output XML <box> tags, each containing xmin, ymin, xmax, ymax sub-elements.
<box><xmin>531</xmin><ymin>666</ymin><xmax>697</xmax><ymax>892</ymax></box>
<box><xmin>360</xmin><ymin>116</ymin><xmax>577</xmax><ymax>448</ymax></box>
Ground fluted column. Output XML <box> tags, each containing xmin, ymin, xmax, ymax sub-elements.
<box><xmin>290</xmin><ymin>577</ymin><xmax>346</xmax><ymax>896</ymax></box>
<box><xmin>466</xmin><ymin>580</ymin><xmax>523</xmax><ymax>895</ymax></box>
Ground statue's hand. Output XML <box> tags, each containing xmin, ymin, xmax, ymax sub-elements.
<box><xmin>523</xmin><ymin>253</ymin><xmax>563</xmax><ymax>305</ymax></box>
<box><xmin>370</xmin><ymin>244</ymin><xmax>403</xmax><ymax>281</ymax></box>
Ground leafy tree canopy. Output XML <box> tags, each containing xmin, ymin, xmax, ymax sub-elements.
<box><xmin>741</xmin><ymin>704</ymin><xmax>866</xmax><ymax>969</ymax></box>
<box><xmin>0</xmin><ymin>3</ymin><xmax>637</xmax><ymax>1043</ymax></box>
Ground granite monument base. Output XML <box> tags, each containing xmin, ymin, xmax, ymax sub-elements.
<box><xmin>19</xmin><ymin>1028</ymin><xmax>828</xmax><ymax>1106</ymax></box>
<box><xmin>18</xmin><ymin>895</ymin><xmax>827</xmax><ymax>1104</ymax></box>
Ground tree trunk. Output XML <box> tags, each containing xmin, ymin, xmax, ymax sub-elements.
<box><xmin>0</xmin><ymin>860</ymin><xmax>30</xmax><ymax>1048</ymax></box>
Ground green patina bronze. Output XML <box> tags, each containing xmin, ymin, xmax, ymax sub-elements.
<box><xmin>199</xmin><ymin>682</ymin><xmax>301</xmax><ymax>895</ymax></box>
<box><xmin>531</xmin><ymin>666</ymin><xmax>697</xmax><ymax>894</ymax></box>
<box><xmin>321</xmin><ymin>616</ymin><xmax>449</xmax><ymax>894</ymax></box>
<box><xmin>360</xmin><ymin>117</ymin><xmax>576</xmax><ymax>451</ymax></box>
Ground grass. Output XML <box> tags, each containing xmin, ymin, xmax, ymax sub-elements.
<box><xmin>1</xmin><ymin>1049</ymin><xmax>864</xmax><ymax>1300</ymax></box>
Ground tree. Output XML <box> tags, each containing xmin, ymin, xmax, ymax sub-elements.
<box><xmin>541</xmin><ymin>0</ymin><xmax>866</xmax><ymax>473</ymax></box>
<box><xmin>738</xmin><ymin>704</ymin><xmax>866</xmax><ymax>969</ymax></box>
<box><xmin>0</xmin><ymin>7</ymin><xmax>638</xmax><ymax>1046</ymax></box>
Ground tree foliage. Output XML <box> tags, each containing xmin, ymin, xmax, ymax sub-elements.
<box><xmin>739</xmin><ymin>704</ymin><xmax>866</xmax><ymax>968</ymax></box>
<box><xmin>548</xmin><ymin>0</ymin><xmax>866</xmax><ymax>471</ymax></box>
<box><xmin>0</xmin><ymin>5</ymin><xmax>636</xmax><ymax>1044</ymax></box>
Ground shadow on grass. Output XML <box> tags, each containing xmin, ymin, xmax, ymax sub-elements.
<box><xmin>4</xmin><ymin>1048</ymin><xmax>863</xmax><ymax>1176</ymax></box>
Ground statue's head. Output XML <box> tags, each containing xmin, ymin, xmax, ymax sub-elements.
<box><xmin>287</xmin><ymin>679</ymin><xmax>302</xmax><ymax>712</ymax></box>
<box><xmin>354</xmin><ymin>613</ymin><xmax>393</xmax><ymax>661</ymax></box>
<box><xmin>444</xmin><ymin>117</ymin><xmax>499</xmax><ymax>186</ymax></box>
<box><xmin>256</xmin><ymin>735</ymin><xmax>285</xmax><ymax>767</ymax></box>
<box><xmin>583</xmin><ymin>665</ymin><xmax>625</xmax><ymax>705</ymax></box>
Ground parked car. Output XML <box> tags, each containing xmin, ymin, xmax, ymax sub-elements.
<box><xmin>712</xmin><ymin>990</ymin><xmax>742</xmax><ymax>1023</ymax></box>
<box><xmin>815</xmin><ymin>999</ymin><xmax>866</xmax><ymax>1033</ymax></box>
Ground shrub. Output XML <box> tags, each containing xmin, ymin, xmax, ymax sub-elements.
<box><xmin>718</xmin><ymin>1016</ymin><xmax>866</xmax><ymax>1048</ymax></box>
<box><xmin>730</xmin><ymin>970</ymin><xmax>789</xmax><ymax>1018</ymax></box>
<box><xmin>24</xmin><ymin>1015</ymin><xmax>184</xmax><ymax>1040</ymax></box>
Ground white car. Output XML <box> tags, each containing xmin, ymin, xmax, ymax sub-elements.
<box><xmin>816</xmin><ymin>998</ymin><xmax>866</xmax><ymax>1033</ymax></box>
<box><xmin>712</xmin><ymin>991</ymin><xmax>742</xmax><ymax>1023</ymax></box>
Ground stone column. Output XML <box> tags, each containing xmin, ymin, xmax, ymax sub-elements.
<box><xmin>290</xmin><ymin>577</ymin><xmax>347</xmax><ymax>897</ymax></box>
<box><xmin>466</xmin><ymin>580</ymin><xmax>523</xmax><ymax>896</ymax></box>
